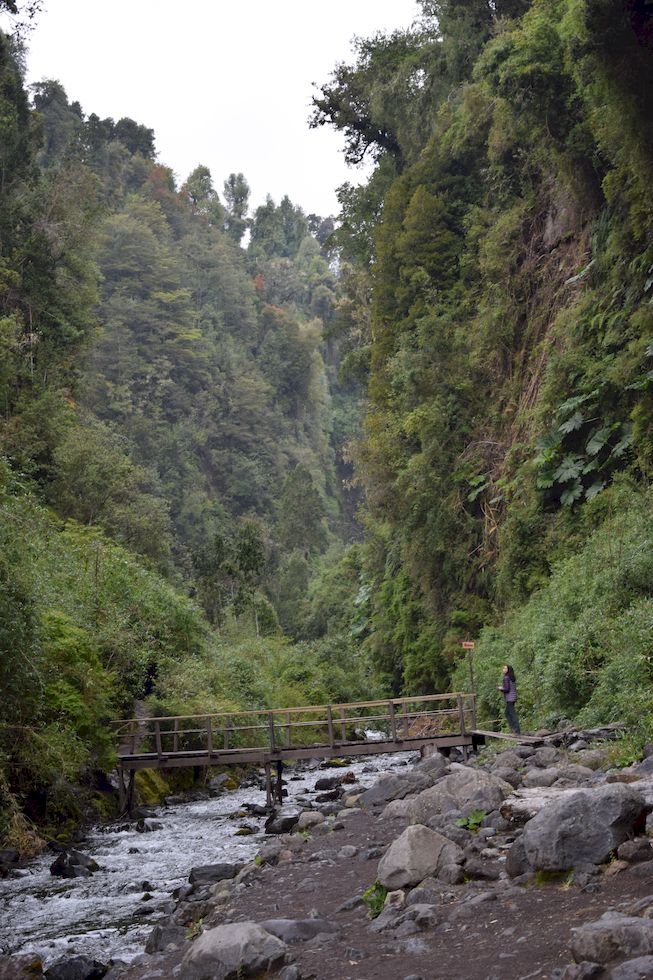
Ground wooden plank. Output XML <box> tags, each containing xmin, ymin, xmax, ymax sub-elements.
<box><xmin>473</xmin><ymin>729</ymin><xmax>542</xmax><ymax>744</ymax></box>
<box><xmin>173</xmin><ymin>719</ymin><xmax>179</xmax><ymax>753</ymax></box>
<box><xmin>206</xmin><ymin>717</ymin><xmax>213</xmax><ymax>754</ymax></box>
<box><xmin>154</xmin><ymin>721</ymin><xmax>162</xmax><ymax>760</ymax></box>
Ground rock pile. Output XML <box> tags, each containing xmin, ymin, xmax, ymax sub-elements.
<box><xmin>6</xmin><ymin>724</ymin><xmax>653</xmax><ymax>979</ymax></box>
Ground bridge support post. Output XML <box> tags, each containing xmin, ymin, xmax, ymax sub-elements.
<box><xmin>264</xmin><ymin>764</ymin><xmax>273</xmax><ymax>809</ymax></box>
<box><xmin>275</xmin><ymin>761</ymin><xmax>284</xmax><ymax>803</ymax></box>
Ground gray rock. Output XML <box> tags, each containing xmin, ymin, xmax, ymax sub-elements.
<box><xmin>260</xmin><ymin>918</ymin><xmax>339</xmax><ymax>943</ymax></box>
<box><xmin>144</xmin><ymin>921</ymin><xmax>188</xmax><ymax>953</ymax></box>
<box><xmin>492</xmin><ymin>767</ymin><xmax>521</xmax><ymax>789</ymax></box>
<box><xmin>408</xmin><ymin>767</ymin><xmax>512</xmax><ymax>825</ymax></box>
<box><xmin>437</xmin><ymin>863</ymin><xmax>465</xmax><ymax>885</ymax></box>
<box><xmin>265</xmin><ymin>807</ymin><xmax>301</xmax><ymax>834</ymax></box>
<box><xmin>189</xmin><ymin>863</ymin><xmax>242</xmax><ymax>884</ymax></box>
<box><xmin>522</xmin><ymin>784</ymin><xmax>646</xmax><ymax>871</ymax></box>
<box><xmin>44</xmin><ymin>956</ymin><xmax>106</xmax><ymax>979</ymax></box>
<box><xmin>180</xmin><ymin>921</ymin><xmax>287</xmax><ymax>978</ymax></box>
<box><xmin>49</xmin><ymin>851</ymin><xmax>99</xmax><ymax>879</ymax></box>
<box><xmin>377</xmin><ymin>825</ymin><xmax>464</xmax><ymax>889</ymax></box>
<box><xmin>492</xmin><ymin>751</ymin><xmax>523</xmax><ymax>770</ymax></box>
<box><xmin>296</xmin><ymin>811</ymin><xmax>324</xmax><ymax>830</ymax></box>
<box><xmin>505</xmin><ymin>837</ymin><xmax>531</xmax><ymax>878</ymax></box>
<box><xmin>571</xmin><ymin>912</ymin><xmax>653</xmax><ymax>964</ymax></box>
<box><xmin>532</xmin><ymin>747</ymin><xmax>560</xmax><ymax>767</ymax></box>
<box><xmin>337</xmin><ymin>845</ymin><xmax>358</xmax><ymax>859</ymax></box>
<box><xmin>358</xmin><ymin>772</ymin><xmax>432</xmax><ymax>809</ymax></box>
<box><xmin>550</xmin><ymin>964</ymin><xmax>602</xmax><ymax>979</ymax></box>
<box><xmin>414</xmin><ymin>751</ymin><xmax>449</xmax><ymax>778</ymax></box>
<box><xmin>610</xmin><ymin>955</ymin><xmax>653</xmax><ymax>979</ymax></box>
<box><xmin>382</xmin><ymin>799</ymin><xmax>414</xmax><ymax>820</ymax></box>
<box><xmin>463</xmin><ymin>857</ymin><xmax>501</xmax><ymax>881</ymax></box>
<box><xmin>558</xmin><ymin>764</ymin><xmax>595</xmax><ymax>783</ymax></box>
<box><xmin>523</xmin><ymin>767</ymin><xmax>561</xmax><ymax>788</ymax></box>
<box><xmin>278</xmin><ymin>967</ymin><xmax>302</xmax><ymax>980</ymax></box>
<box><xmin>618</xmin><ymin>839</ymin><xmax>653</xmax><ymax>863</ymax></box>
<box><xmin>136</xmin><ymin>819</ymin><xmax>163</xmax><ymax>833</ymax></box>
<box><xmin>576</xmin><ymin>749</ymin><xmax>610</xmax><ymax>771</ymax></box>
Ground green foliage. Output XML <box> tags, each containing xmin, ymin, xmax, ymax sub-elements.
<box><xmin>455</xmin><ymin>809</ymin><xmax>486</xmax><ymax>833</ymax></box>
<box><xmin>453</xmin><ymin>486</ymin><xmax>653</xmax><ymax>734</ymax></box>
<box><xmin>362</xmin><ymin>879</ymin><xmax>389</xmax><ymax>919</ymax></box>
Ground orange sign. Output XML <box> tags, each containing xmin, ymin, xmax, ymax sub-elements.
<box><xmin>461</xmin><ymin>641</ymin><xmax>475</xmax><ymax>649</ymax></box>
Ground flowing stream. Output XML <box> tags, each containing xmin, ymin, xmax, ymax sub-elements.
<box><xmin>0</xmin><ymin>750</ymin><xmax>416</xmax><ymax>968</ymax></box>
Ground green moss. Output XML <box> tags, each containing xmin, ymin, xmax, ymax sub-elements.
<box><xmin>135</xmin><ymin>769</ymin><xmax>171</xmax><ymax>805</ymax></box>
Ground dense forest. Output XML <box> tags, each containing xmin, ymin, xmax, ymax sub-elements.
<box><xmin>1</xmin><ymin>0</ymin><xmax>652</xmax><ymax>846</ymax></box>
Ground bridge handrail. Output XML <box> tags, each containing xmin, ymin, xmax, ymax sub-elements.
<box><xmin>111</xmin><ymin>692</ymin><xmax>474</xmax><ymax>729</ymax></box>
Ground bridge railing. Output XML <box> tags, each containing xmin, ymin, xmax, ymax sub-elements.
<box><xmin>112</xmin><ymin>692</ymin><xmax>476</xmax><ymax>761</ymax></box>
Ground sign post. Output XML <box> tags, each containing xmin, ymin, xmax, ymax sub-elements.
<box><xmin>461</xmin><ymin>641</ymin><xmax>476</xmax><ymax>696</ymax></box>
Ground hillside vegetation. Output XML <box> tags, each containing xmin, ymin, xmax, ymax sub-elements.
<box><xmin>1</xmin><ymin>0</ymin><xmax>652</xmax><ymax>844</ymax></box>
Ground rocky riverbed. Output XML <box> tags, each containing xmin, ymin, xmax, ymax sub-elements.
<box><xmin>5</xmin><ymin>726</ymin><xmax>653</xmax><ymax>979</ymax></box>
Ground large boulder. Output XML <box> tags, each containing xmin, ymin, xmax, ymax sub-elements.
<box><xmin>259</xmin><ymin>919</ymin><xmax>339</xmax><ymax>943</ymax></box>
<box><xmin>180</xmin><ymin>922</ymin><xmax>287</xmax><ymax>979</ymax></box>
<box><xmin>407</xmin><ymin>766</ymin><xmax>512</xmax><ymax>824</ymax></box>
<box><xmin>571</xmin><ymin>912</ymin><xmax>653</xmax><ymax>964</ymax></box>
<box><xmin>358</xmin><ymin>771</ymin><xmax>432</xmax><ymax>809</ymax></box>
<box><xmin>377</xmin><ymin>824</ymin><xmax>463</xmax><ymax>889</ymax></box>
<box><xmin>189</xmin><ymin>863</ymin><xmax>242</xmax><ymax>885</ymax></box>
<box><xmin>44</xmin><ymin>956</ymin><xmax>106</xmax><ymax>979</ymax></box>
<box><xmin>522</xmin><ymin>784</ymin><xmax>647</xmax><ymax>872</ymax></box>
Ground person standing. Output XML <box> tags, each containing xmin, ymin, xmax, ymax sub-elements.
<box><xmin>498</xmin><ymin>664</ymin><xmax>520</xmax><ymax>735</ymax></box>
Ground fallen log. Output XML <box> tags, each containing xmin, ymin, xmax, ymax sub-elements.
<box><xmin>500</xmin><ymin>787</ymin><xmax>580</xmax><ymax>825</ymax></box>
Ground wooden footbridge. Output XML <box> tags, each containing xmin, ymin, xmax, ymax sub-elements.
<box><xmin>112</xmin><ymin>693</ymin><xmax>487</xmax><ymax>810</ymax></box>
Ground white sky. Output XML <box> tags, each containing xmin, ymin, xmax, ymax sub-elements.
<box><xmin>15</xmin><ymin>0</ymin><xmax>421</xmax><ymax>217</ymax></box>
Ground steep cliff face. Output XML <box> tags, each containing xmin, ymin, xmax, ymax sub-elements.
<box><xmin>324</xmin><ymin>0</ymin><xmax>653</xmax><ymax>701</ymax></box>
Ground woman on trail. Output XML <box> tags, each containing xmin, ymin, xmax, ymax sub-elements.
<box><xmin>498</xmin><ymin>664</ymin><xmax>520</xmax><ymax>735</ymax></box>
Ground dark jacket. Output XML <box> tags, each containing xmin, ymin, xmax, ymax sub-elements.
<box><xmin>501</xmin><ymin>674</ymin><xmax>517</xmax><ymax>703</ymax></box>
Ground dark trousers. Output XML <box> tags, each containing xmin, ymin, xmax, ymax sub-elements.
<box><xmin>505</xmin><ymin>701</ymin><xmax>520</xmax><ymax>734</ymax></box>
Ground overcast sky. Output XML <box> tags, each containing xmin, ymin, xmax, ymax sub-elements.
<box><xmin>14</xmin><ymin>0</ymin><xmax>421</xmax><ymax>217</ymax></box>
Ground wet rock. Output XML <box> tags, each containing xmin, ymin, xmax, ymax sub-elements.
<box><xmin>208</xmin><ymin>773</ymin><xmax>230</xmax><ymax>794</ymax></box>
<box><xmin>135</xmin><ymin>819</ymin><xmax>163</xmax><ymax>833</ymax></box>
<box><xmin>314</xmin><ymin>776</ymin><xmax>340</xmax><ymax>791</ymax></box>
<box><xmin>180</xmin><ymin>921</ymin><xmax>287</xmax><ymax>978</ymax></box>
<box><xmin>44</xmin><ymin>956</ymin><xmax>106</xmax><ymax>979</ymax></box>
<box><xmin>377</xmin><ymin>825</ymin><xmax>464</xmax><ymax>889</ymax></box>
<box><xmin>571</xmin><ymin>912</ymin><xmax>653</xmax><ymax>963</ymax></box>
<box><xmin>315</xmin><ymin>789</ymin><xmax>341</xmax><ymax>802</ymax></box>
<box><xmin>265</xmin><ymin>807</ymin><xmax>301</xmax><ymax>834</ymax></box>
<box><xmin>522</xmin><ymin>785</ymin><xmax>647</xmax><ymax>871</ymax></box>
<box><xmin>0</xmin><ymin>955</ymin><xmax>44</xmax><ymax>978</ymax></box>
<box><xmin>259</xmin><ymin>918</ymin><xmax>339</xmax><ymax>943</ymax></box>
<box><xmin>188</xmin><ymin>862</ymin><xmax>242</xmax><ymax>884</ymax></box>
<box><xmin>49</xmin><ymin>850</ymin><xmax>99</xmax><ymax>878</ymax></box>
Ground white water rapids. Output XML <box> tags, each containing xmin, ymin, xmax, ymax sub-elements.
<box><xmin>0</xmin><ymin>750</ymin><xmax>417</xmax><ymax>968</ymax></box>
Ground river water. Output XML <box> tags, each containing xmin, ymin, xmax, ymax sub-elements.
<box><xmin>0</xmin><ymin>750</ymin><xmax>416</xmax><ymax>968</ymax></box>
